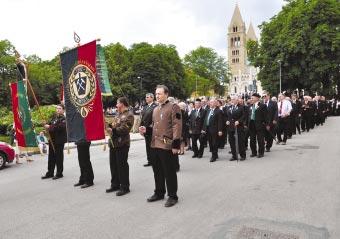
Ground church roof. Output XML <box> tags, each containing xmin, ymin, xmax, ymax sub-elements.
<box><xmin>247</xmin><ymin>22</ymin><xmax>257</xmax><ymax>40</ymax></box>
<box><xmin>229</xmin><ymin>4</ymin><xmax>245</xmax><ymax>28</ymax></box>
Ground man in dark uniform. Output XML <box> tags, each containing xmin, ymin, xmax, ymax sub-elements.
<box><xmin>147</xmin><ymin>85</ymin><xmax>182</xmax><ymax>207</ymax></box>
<box><xmin>248</xmin><ymin>93</ymin><xmax>268</xmax><ymax>158</ymax></box>
<box><xmin>189</xmin><ymin>98</ymin><xmax>206</xmax><ymax>158</ymax></box>
<box><xmin>74</xmin><ymin>140</ymin><xmax>94</xmax><ymax>189</ymax></box>
<box><xmin>106</xmin><ymin>97</ymin><xmax>134</xmax><ymax>196</ymax></box>
<box><xmin>41</xmin><ymin>104</ymin><xmax>67</xmax><ymax>180</ymax></box>
<box><xmin>291</xmin><ymin>94</ymin><xmax>302</xmax><ymax>134</ymax></box>
<box><xmin>262</xmin><ymin>92</ymin><xmax>278</xmax><ymax>152</ymax></box>
<box><xmin>226</xmin><ymin>96</ymin><xmax>246</xmax><ymax>161</ymax></box>
<box><xmin>202</xmin><ymin>98</ymin><xmax>223</xmax><ymax>162</ymax></box>
<box><xmin>139</xmin><ymin>93</ymin><xmax>157</xmax><ymax>167</ymax></box>
<box><xmin>301</xmin><ymin>96</ymin><xmax>313</xmax><ymax>132</ymax></box>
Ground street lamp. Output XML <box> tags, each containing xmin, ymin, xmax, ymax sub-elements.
<box><xmin>137</xmin><ymin>76</ymin><xmax>142</xmax><ymax>104</ymax></box>
<box><xmin>278</xmin><ymin>59</ymin><xmax>282</xmax><ymax>93</ymax></box>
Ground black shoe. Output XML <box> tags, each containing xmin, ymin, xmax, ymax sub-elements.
<box><xmin>197</xmin><ymin>155</ymin><xmax>203</xmax><ymax>158</ymax></box>
<box><xmin>81</xmin><ymin>183</ymin><xmax>94</xmax><ymax>189</ymax></box>
<box><xmin>147</xmin><ymin>194</ymin><xmax>164</xmax><ymax>202</ymax></box>
<box><xmin>240</xmin><ymin>157</ymin><xmax>246</xmax><ymax>161</ymax></box>
<box><xmin>106</xmin><ymin>186</ymin><xmax>120</xmax><ymax>193</ymax></box>
<box><xmin>143</xmin><ymin>163</ymin><xmax>152</xmax><ymax>167</ymax></box>
<box><xmin>116</xmin><ymin>189</ymin><xmax>130</xmax><ymax>196</ymax></box>
<box><xmin>257</xmin><ymin>154</ymin><xmax>264</xmax><ymax>158</ymax></box>
<box><xmin>250</xmin><ymin>154</ymin><xmax>257</xmax><ymax>158</ymax></box>
<box><xmin>210</xmin><ymin>157</ymin><xmax>216</xmax><ymax>162</ymax></box>
<box><xmin>192</xmin><ymin>155</ymin><xmax>198</xmax><ymax>158</ymax></box>
<box><xmin>165</xmin><ymin>197</ymin><xmax>178</xmax><ymax>207</ymax></box>
<box><xmin>266</xmin><ymin>148</ymin><xmax>270</xmax><ymax>152</ymax></box>
<box><xmin>74</xmin><ymin>182</ymin><xmax>85</xmax><ymax>187</ymax></box>
<box><xmin>41</xmin><ymin>174</ymin><xmax>53</xmax><ymax>179</ymax></box>
<box><xmin>52</xmin><ymin>175</ymin><xmax>63</xmax><ymax>180</ymax></box>
<box><xmin>229</xmin><ymin>157</ymin><xmax>237</xmax><ymax>161</ymax></box>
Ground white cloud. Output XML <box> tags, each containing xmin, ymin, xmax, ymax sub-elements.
<box><xmin>1</xmin><ymin>0</ymin><xmax>284</xmax><ymax>60</ymax></box>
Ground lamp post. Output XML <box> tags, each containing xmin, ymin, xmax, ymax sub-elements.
<box><xmin>137</xmin><ymin>76</ymin><xmax>142</xmax><ymax>104</ymax></box>
<box><xmin>278</xmin><ymin>60</ymin><xmax>282</xmax><ymax>93</ymax></box>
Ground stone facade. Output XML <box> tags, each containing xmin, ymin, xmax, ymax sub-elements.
<box><xmin>227</xmin><ymin>4</ymin><xmax>262</xmax><ymax>95</ymax></box>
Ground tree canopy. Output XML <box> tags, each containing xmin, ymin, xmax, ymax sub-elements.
<box><xmin>247</xmin><ymin>0</ymin><xmax>340</xmax><ymax>96</ymax></box>
<box><xmin>183</xmin><ymin>46</ymin><xmax>231</xmax><ymax>97</ymax></box>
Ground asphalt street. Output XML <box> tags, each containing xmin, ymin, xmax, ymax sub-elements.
<box><xmin>0</xmin><ymin>117</ymin><xmax>339</xmax><ymax>239</ymax></box>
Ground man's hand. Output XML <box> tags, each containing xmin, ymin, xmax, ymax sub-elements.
<box><xmin>139</xmin><ymin>126</ymin><xmax>146</xmax><ymax>135</ymax></box>
<box><xmin>266</xmin><ymin>125</ymin><xmax>271</xmax><ymax>131</ymax></box>
<box><xmin>273</xmin><ymin>120</ymin><xmax>277</xmax><ymax>125</ymax></box>
<box><xmin>226</xmin><ymin>121</ymin><xmax>230</xmax><ymax>125</ymax></box>
<box><xmin>106</xmin><ymin>128</ymin><xmax>112</xmax><ymax>134</ymax></box>
<box><xmin>201</xmin><ymin>130</ymin><xmax>206</xmax><ymax>134</ymax></box>
<box><xmin>235</xmin><ymin>121</ymin><xmax>239</xmax><ymax>126</ymax></box>
<box><xmin>218</xmin><ymin>131</ymin><xmax>222</xmax><ymax>136</ymax></box>
<box><xmin>172</xmin><ymin>149</ymin><xmax>180</xmax><ymax>155</ymax></box>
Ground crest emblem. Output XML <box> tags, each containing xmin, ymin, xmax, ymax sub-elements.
<box><xmin>68</xmin><ymin>64</ymin><xmax>96</xmax><ymax>117</ymax></box>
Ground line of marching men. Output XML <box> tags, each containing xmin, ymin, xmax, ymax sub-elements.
<box><xmin>39</xmin><ymin>85</ymin><xmax>331</xmax><ymax>208</ymax></box>
<box><xmin>183</xmin><ymin>91</ymin><xmax>330</xmax><ymax>163</ymax></box>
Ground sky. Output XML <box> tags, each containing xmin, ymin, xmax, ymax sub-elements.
<box><xmin>1</xmin><ymin>0</ymin><xmax>285</xmax><ymax>60</ymax></box>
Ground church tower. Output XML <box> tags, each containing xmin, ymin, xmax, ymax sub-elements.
<box><xmin>227</xmin><ymin>4</ymin><xmax>262</xmax><ymax>95</ymax></box>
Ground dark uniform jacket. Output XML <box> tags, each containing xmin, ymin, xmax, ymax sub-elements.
<box><xmin>226</xmin><ymin>104</ymin><xmax>245</xmax><ymax>132</ymax></box>
<box><xmin>248</xmin><ymin>102</ymin><xmax>269</xmax><ymax>130</ymax></box>
<box><xmin>151</xmin><ymin>100</ymin><xmax>182</xmax><ymax>150</ymax></box>
<box><xmin>301</xmin><ymin>101</ymin><xmax>313</xmax><ymax>117</ymax></box>
<box><xmin>202</xmin><ymin>107</ymin><xmax>223</xmax><ymax>134</ymax></box>
<box><xmin>291</xmin><ymin>100</ymin><xmax>302</xmax><ymax>118</ymax></box>
<box><xmin>189</xmin><ymin>108</ymin><xmax>206</xmax><ymax>135</ymax></box>
<box><xmin>140</xmin><ymin>102</ymin><xmax>157</xmax><ymax>136</ymax></box>
<box><xmin>109</xmin><ymin>110</ymin><xmax>134</xmax><ymax>148</ymax></box>
<box><xmin>48</xmin><ymin>114</ymin><xmax>67</xmax><ymax>145</ymax></box>
<box><xmin>265</xmin><ymin>100</ymin><xmax>278</xmax><ymax>125</ymax></box>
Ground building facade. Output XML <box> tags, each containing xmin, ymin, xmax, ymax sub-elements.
<box><xmin>227</xmin><ymin>4</ymin><xmax>262</xmax><ymax>95</ymax></box>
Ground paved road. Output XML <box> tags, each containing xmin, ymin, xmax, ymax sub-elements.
<box><xmin>1</xmin><ymin>117</ymin><xmax>339</xmax><ymax>239</ymax></box>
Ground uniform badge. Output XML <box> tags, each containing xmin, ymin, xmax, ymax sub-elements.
<box><xmin>68</xmin><ymin>64</ymin><xmax>96</xmax><ymax>117</ymax></box>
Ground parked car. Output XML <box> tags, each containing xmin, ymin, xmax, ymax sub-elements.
<box><xmin>0</xmin><ymin>142</ymin><xmax>15</xmax><ymax>169</ymax></box>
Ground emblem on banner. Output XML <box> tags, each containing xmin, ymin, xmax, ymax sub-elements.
<box><xmin>68</xmin><ymin>64</ymin><xmax>96</xmax><ymax>118</ymax></box>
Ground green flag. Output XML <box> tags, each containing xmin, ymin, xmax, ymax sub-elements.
<box><xmin>10</xmin><ymin>81</ymin><xmax>38</xmax><ymax>150</ymax></box>
<box><xmin>96</xmin><ymin>44</ymin><xmax>112</xmax><ymax>96</ymax></box>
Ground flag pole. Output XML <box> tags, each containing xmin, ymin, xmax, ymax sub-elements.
<box><xmin>26</xmin><ymin>78</ymin><xmax>56</xmax><ymax>153</ymax></box>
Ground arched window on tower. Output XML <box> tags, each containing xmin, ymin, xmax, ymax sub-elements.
<box><xmin>231</xmin><ymin>38</ymin><xmax>234</xmax><ymax>46</ymax></box>
<box><xmin>234</xmin><ymin>87</ymin><xmax>237</xmax><ymax>93</ymax></box>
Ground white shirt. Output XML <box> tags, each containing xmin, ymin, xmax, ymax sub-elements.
<box><xmin>278</xmin><ymin>99</ymin><xmax>292</xmax><ymax>117</ymax></box>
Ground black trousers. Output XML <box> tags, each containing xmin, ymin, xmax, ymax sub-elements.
<box><xmin>207</xmin><ymin>130</ymin><xmax>219</xmax><ymax>158</ymax></box>
<box><xmin>228</xmin><ymin>129</ymin><xmax>246</xmax><ymax>158</ymax></box>
<box><xmin>151</xmin><ymin>148</ymin><xmax>178</xmax><ymax>199</ymax></box>
<box><xmin>77</xmin><ymin>143</ymin><xmax>94</xmax><ymax>184</ymax></box>
<box><xmin>264</xmin><ymin>125</ymin><xmax>276</xmax><ymax>150</ymax></box>
<box><xmin>249</xmin><ymin>121</ymin><xmax>265</xmax><ymax>156</ymax></box>
<box><xmin>301</xmin><ymin>114</ymin><xmax>312</xmax><ymax>132</ymax></box>
<box><xmin>295</xmin><ymin>117</ymin><xmax>301</xmax><ymax>134</ymax></box>
<box><xmin>191</xmin><ymin>134</ymin><xmax>204</xmax><ymax>156</ymax></box>
<box><xmin>47</xmin><ymin>143</ymin><xmax>64</xmax><ymax>176</ymax></box>
<box><xmin>110</xmin><ymin>145</ymin><xmax>130</xmax><ymax>190</ymax></box>
<box><xmin>277</xmin><ymin>117</ymin><xmax>290</xmax><ymax>143</ymax></box>
<box><xmin>144</xmin><ymin>135</ymin><xmax>152</xmax><ymax>164</ymax></box>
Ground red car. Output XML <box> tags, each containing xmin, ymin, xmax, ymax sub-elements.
<box><xmin>0</xmin><ymin>142</ymin><xmax>15</xmax><ymax>169</ymax></box>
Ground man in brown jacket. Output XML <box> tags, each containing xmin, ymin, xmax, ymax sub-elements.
<box><xmin>105</xmin><ymin>97</ymin><xmax>134</xmax><ymax>196</ymax></box>
<box><xmin>146</xmin><ymin>85</ymin><xmax>182</xmax><ymax>207</ymax></box>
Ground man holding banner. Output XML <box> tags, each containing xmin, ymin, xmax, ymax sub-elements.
<box><xmin>41</xmin><ymin>104</ymin><xmax>67</xmax><ymax>180</ymax></box>
<box><xmin>60</xmin><ymin>40</ymin><xmax>105</xmax><ymax>187</ymax></box>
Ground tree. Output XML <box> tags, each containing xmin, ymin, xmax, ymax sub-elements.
<box><xmin>129</xmin><ymin>43</ymin><xmax>187</xmax><ymax>100</ymax></box>
<box><xmin>27</xmin><ymin>56</ymin><xmax>62</xmax><ymax>105</ymax></box>
<box><xmin>183</xmin><ymin>46</ymin><xmax>231</xmax><ymax>97</ymax></box>
<box><xmin>0</xmin><ymin>40</ymin><xmax>16</xmax><ymax>107</ymax></box>
<box><xmin>247</xmin><ymin>0</ymin><xmax>340</xmax><ymax>96</ymax></box>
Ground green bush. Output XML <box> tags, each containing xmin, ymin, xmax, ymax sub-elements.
<box><xmin>0</xmin><ymin>105</ymin><xmax>57</xmax><ymax>135</ymax></box>
<box><xmin>0</xmin><ymin>135</ymin><xmax>10</xmax><ymax>144</ymax></box>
